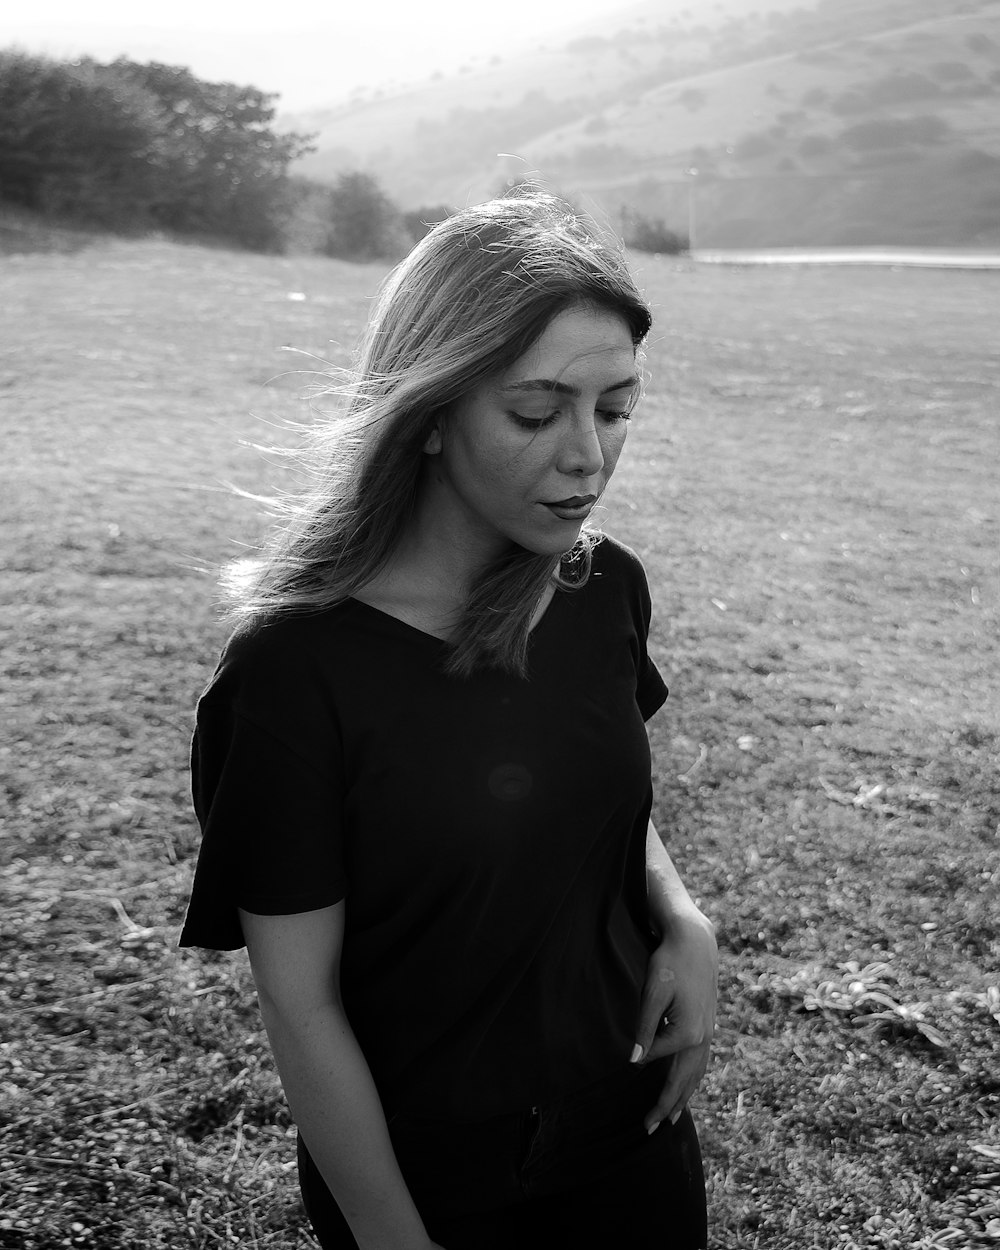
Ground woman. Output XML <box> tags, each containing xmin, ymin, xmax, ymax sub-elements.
<box><xmin>180</xmin><ymin>191</ymin><xmax>717</xmax><ymax>1249</ymax></box>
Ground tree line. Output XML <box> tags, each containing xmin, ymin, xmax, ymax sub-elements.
<box><xmin>0</xmin><ymin>50</ymin><xmax>451</xmax><ymax>257</ymax></box>
<box><xmin>0</xmin><ymin>50</ymin><xmax>322</xmax><ymax>250</ymax></box>
<box><xmin>0</xmin><ymin>50</ymin><xmax>685</xmax><ymax>259</ymax></box>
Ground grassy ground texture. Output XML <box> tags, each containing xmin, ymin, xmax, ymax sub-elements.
<box><xmin>1</xmin><ymin>237</ymin><xmax>997</xmax><ymax>1249</ymax></box>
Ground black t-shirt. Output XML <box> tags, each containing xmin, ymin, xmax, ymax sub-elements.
<box><xmin>180</xmin><ymin>535</ymin><xmax>668</xmax><ymax>1119</ymax></box>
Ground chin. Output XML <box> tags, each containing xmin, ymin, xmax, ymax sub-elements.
<box><xmin>518</xmin><ymin>530</ymin><xmax>585</xmax><ymax>559</ymax></box>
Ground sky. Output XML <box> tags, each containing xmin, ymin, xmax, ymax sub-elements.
<box><xmin>0</xmin><ymin>0</ymin><xmax>649</xmax><ymax>112</ymax></box>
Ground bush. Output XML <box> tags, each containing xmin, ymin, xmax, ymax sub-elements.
<box><xmin>281</xmin><ymin>177</ymin><xmax>336</xmax><ymax>253</ymax></box>
<box><xmin>111</xmin><ymin>59</ymin><xmax>314</xmax><ymax>251</ymax></box>
<box><xmin>401</xmin><ymin>204</ymin><xmax>453</xmax><ymax>244</ymax></box>
<box><xmin>840</xmin><ymin>115</ymin><xmax>952</xmax><ymax>152</ymax></box>
<box><xmin>832</xmin><ymin>72</ymin><xmax>943</xmax><ymax>115</ymax></box>
<box><xmin>0</xmin><ymin>52</ymin><xmax>160</xmax><ymax>223</ymax></box>
<box><xmin>325</xmin><ymin>171</ymin><xmax>409</xmax><ymax>262</ymax></box>
<box><xmin>965</xmin><ymin>32</ymin><xmax>996</xmax><ymax>53</ymax></box>
<box><xmin>0</xmin><ymin>50</ymin><xmax>314</xmax><ymax>250</ymax></box>
<box><xmin>620</xmin><ymin>208</ymin><xmax>687</xmax><ymax>254</ymax></box>
<box><xmin>931</xmin><ymin>60</ymin><xmax>975</xmax><ymax>82</ymax></box>
<box><xmin>735</xmin><ymin>132</ymin><xmax>775</xmax><ymax>160</ymax></box>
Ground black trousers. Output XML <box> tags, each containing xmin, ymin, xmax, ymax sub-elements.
<box><xmin>298</xmin><ymin>1058</ymin><xmax>708</xmax><ymax>1249</ymax></box>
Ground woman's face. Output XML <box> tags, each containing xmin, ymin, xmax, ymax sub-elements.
<box><xmin>422</xmin><ymin>304</ymin><xmax>639</xmax><ymax>562</ymax></box>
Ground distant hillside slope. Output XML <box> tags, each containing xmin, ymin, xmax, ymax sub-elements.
<box><xmin>283</xmin><ymin>0</ymin><xmax>1000</xmax><ymax>246</ymax></box>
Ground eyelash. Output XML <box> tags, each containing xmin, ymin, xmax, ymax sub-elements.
<box><xmin>509</xmin><ymin>408</ymin><xmax>632</xmax><ymax>431</ymax></box>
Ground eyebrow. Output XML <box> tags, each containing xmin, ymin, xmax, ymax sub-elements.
<box><xmin>501</xmin><ymin>375</ymin><xmax>639</xmax><ymax>398</ymax></box>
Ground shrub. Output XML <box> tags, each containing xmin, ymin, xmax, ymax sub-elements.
<box><xmin>840</xmin><ymin>115</ymin><xmax>952</xmax><ymax>153</ymax></box>
<box><xmin>832</xmin><ymin>72</ymin><xmax>942</xmax><ymax>115</ymax></box>
<box><xmin>0</xmin><ymin>50</ymin><xmax>314</xmax><ymax>250</ymax></box>
<box><xmin>620</xmin><ymin>208</ymin><xmax>687</xmax><ymax>254</ymax></box>
<box><xmin>931</xmin><ymin>60</ymin><xmax>975</xmax><ymax>82</ymax></box>
<box><xmin>112</xmin><ymin>60</ymin><xmax>314</xmax><ymax>250</ymax></box>
<box><xmin>735</xmin><ymin>132</ymin><xmax>775</xmax><ymax>160</ymax></box>
<box><xmin>965</xmin><ymin>32</ymin><xmax>996</xmax><ymax>53</ymax></box>
<box><xmin>401</xmin><ymin>204</ymin><xmax>453</xmax><ymax>243</ymax></box>
<box><xmin>282</xmin><ymin>177</ymin><xmax>335</xmax><ymax>253</ymax></box>
<box><xmin>325</xmin><ymin>171</ymin><xmax>409</xmax><ymax>262</ymax></box>
<box><xmin>0</xmin><ymin>52</ymin><xmax>160</xmax><ymax>222</ymax></box>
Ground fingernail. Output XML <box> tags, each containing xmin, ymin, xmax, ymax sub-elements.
<box><xmin>669</xmin><ymin>1108</ymin><xmax>682</xmax><ymax>1125</ymax></box>
<box><xmin>646</xmin><ymin>1121</ymin><xmax>660</xmax><ymax>1136</ymax></box>
<box><xmin>630</xmin><ymin>1043</ymin><xmax>643</xmax><ymax>1064</ymax></box>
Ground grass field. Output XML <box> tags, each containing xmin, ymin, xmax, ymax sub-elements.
<box><xmin>2</xmin><ymin>236</ymin><xmax>998</xmax><ymax>1249</ymax></box>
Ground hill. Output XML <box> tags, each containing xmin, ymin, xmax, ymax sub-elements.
<box><xmin>281</xmin><ymin>0</ymin><xmax>1000</xmax><ymax>247</ymax></box>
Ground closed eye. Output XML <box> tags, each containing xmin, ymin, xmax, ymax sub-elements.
<box><xmin>510</xmin><ymin>405</ymin><xmax>633</xmax><ymax>431</ymax></box>
<box><xmin>599</xmin><ymin>380</ymin><xmax>641</xmax><ymax>424</ymax></box>
<box><xmin>508</xmin><ymin>409</ymin><xmax>559</xmax><ymax>431</ymax></box>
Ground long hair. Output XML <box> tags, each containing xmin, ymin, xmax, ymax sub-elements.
<box><xmin>228</xmin><ymin>190</ymin><xmax>652</xmax><ymax>677</ymax></box>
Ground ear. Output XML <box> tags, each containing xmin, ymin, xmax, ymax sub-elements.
<box><xmin>423</xmin><ymin>424</ymin><xmax>443</xmax><ymax>455</ymax></box>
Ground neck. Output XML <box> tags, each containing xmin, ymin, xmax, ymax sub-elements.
<box><xmin>376</xmin><ymin>508</ymin><xmax>498</xmax><ymax>631</ymax></box>
<box><xmin>355</xmin><ymin>461</ymin><xmax>559</xmax><ymax>637</ymax></box>
<box><xmin>352</xmin><ymin>498</ymin><xmax>503</xmax><ymax>640</ymax></box>
<box><xmin>396</xmin><ymin>460</ymin><xmax>511</xmax><ymax>598</ymax></box>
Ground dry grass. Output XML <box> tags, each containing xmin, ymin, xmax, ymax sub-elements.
<box><xmin>2</xmin><ymin>236</ymin><xmax>998</xmax><ymax>1248</ymax></box>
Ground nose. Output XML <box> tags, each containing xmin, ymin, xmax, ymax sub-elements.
<box><xmin>558</xmin><ymin>414</ymin><xmax>606</xmax><ymax>477</ymax></box>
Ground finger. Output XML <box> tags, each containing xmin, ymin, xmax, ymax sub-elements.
<box><xmin>643</xmin><ymin>1049</ymin><xmax>709</xmax><ymax>1134</ymax></box>
<box><xmin>631</xmin><ymin>967</ymin><xmax>676</xmax><ymax>1063</ymax></box>
<box><xmin>641</xmin><ymin>1018</ymin><xmax>690</xmax><ymax>1059</ymax></box>
<box><xmin>642</xmin><ymin>1000</ymin><xmax>715</xmax><ymax>1061</ymax></box>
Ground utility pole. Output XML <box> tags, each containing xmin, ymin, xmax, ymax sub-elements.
<box><xmin>685</xmin><ymin>167</ymin><xmax>698</xmax><ymax>253</ymax></box>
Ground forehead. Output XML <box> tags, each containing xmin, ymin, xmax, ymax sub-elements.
<box><xmin>501</xmin><ymin>306</ymin><xmax>636</xmax><ymax>388</ymax></box>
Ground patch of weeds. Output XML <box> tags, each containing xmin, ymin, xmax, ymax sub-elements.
<box><xmin>742</xmin><ymin>961</ymin><xmax>952</xmax><ymax>1047</ymax></box>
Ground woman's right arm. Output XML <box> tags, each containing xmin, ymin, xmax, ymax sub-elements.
<box><xmin>240</xmin><ymin>904</ymin><xmax>442</xmax><ymax>1250</ymax></box>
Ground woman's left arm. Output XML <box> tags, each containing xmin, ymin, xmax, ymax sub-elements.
<box><xmin>633</xmin><ymin>820</ymin><xmax>719</xmax><ymax>1135</ymax></box>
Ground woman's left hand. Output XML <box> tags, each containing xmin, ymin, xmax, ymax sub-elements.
<box><xmin>632</xmin><ymin>909</ymin><xmax>718</xmax><ymax>1135</ymax></box>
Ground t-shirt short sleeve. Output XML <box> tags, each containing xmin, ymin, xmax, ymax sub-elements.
<box><xmin>178</xmin><ymin>624</ymin><xmax>348</xmax><ymax>950</ymax></box>
<box><xmin>637</xmin><ymin>650</ymin><xmax>668</xmax><ymax>723</ymax></box>
<box><xmin>610</xmin><ymin>539</ymin><xmax>668</xmax><ymax>722</ymax></box>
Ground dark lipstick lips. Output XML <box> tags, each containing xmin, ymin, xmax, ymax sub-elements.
<box><xmin>547</xmin><ymin>494</ymin><xmax>597</xmax><ymax>508</ymax></box>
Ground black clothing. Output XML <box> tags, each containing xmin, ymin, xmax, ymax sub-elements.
<box><xmin>298</xmin><ymin>1063</ymin><xmax>707</xmax><ymax>1249</ymax></box>
<box><xmin>180</xmin><ymin>535</ymin><xmax>667</xmax><ymax>1120</ymax></box>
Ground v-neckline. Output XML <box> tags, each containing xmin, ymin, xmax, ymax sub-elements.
<box><xmin>347</xmin><ymin>582</ymin><xmax>560</xmax><ymax>646</ymax></box>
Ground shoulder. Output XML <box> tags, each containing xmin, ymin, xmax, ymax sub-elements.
<box><xmin>582</xmin><ymin>534</ymin><xmax>657</xmax><ymax>633</ymax></box>
<box><xmin>221</xmin><ymin>606</ymin><xmax>344</xmax><ymax>670</ymax></box>
<box><xmin>589</xmin><ymin>533</ymin><xmax>652</xmax><ymax>588</ymax></box>
<box><xmin>220</xmin><ymin>600</ymin><xmax>372</xmax><ymax>671</ymax></box>
<box><xmin>202</xmin><ymin>604</ymin><xmax>361</xmax><ymax>723</ymax></box>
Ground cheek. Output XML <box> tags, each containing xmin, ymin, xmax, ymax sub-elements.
<box><xmin>601</xmin><ymin>424</ymin><xmax>629</xmax><ymax>474</ymax></box>
<box><xmin>458</xmin><ymin>434</ymin><xmax>529</xmax><ymax>495</ymax></box>
<box><xmin>478</xmin><ymin>430</ymin><xmax>551</xmax><ymax>489</ymax></box>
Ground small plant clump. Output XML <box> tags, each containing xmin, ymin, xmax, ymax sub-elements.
<box><xmin>621</xmin><ymin>208</ymin><xmax>688</xmax><ymax>254</ymax></box>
